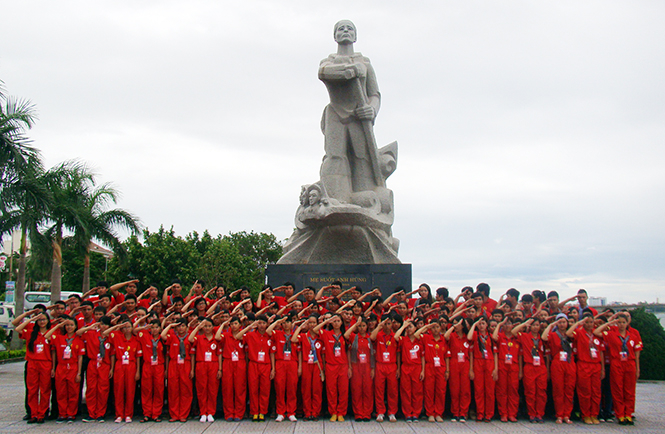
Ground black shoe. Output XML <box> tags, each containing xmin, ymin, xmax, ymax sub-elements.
<box><xmin>56</xmin><ymin>417</ymin><xmax>66</xmax><ymax>423</ymax></box>
<box><xmin>36</xmin><ymin>419</ymin><xmax>45</xmax><ymax>424</ymax></box>
<box><xmin>23</xmin><ymin>415</ymin><xmax>31</xmax><ymax>421</ymax></box>
<box><xmin>27</xmin><ymin>418</ymin><xmax>38</xmax><ymax>424</ymax></box>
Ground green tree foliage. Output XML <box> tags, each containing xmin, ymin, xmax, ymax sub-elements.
<box><xmin>60</xmin><ymin>245</ymin><xmax>108</xmax><ymax>293</ymax></box>
<box><xmin>107</xmin><ymin>227</ymin><xmax>282</xmax><ymax>297</ymax></box>
<box><xmin>628</xmin><ymin>308</ymin><xmax>665</xmax><ymax>381</ymax></box>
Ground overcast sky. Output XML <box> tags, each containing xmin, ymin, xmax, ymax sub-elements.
<box><xmin>2</xmin><ymin>1</ymin><xmax>664</xmax><ymax>303</ymax></box>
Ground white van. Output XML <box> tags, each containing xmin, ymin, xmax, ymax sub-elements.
<box><xmin>23</xmin><ymin>291</ymin><xmax>83</xmax><ymax>310</ymax></box>
<box><xmin>0</xmin><ymin>303</ymin><xmax>15</xmax><ymax>340</ymax></box>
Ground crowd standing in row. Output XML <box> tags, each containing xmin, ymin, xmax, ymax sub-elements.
<box><xmin>13</xmin><ymin>280</ymin><xmax>643</xmax><ymax>426</ymax></box>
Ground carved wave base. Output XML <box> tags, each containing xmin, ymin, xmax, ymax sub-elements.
<box><xmin>278</xmin><ymin>224</ymin><xmax>400</xmax><ymax>265</ymax></box>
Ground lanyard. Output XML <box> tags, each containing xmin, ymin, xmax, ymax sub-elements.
<box><xmin>99</xmin><ymin>336</ymin><xmax>107</xmax><ymax>358</ymax></box>
<box><xmin>555</xmin><ymin>329</ymin><xmax>573</xmax><ymax>362</ymax></box>
<box><xmin>307</xmin><ymin>335</ymin><xmax>318</xmax><ymax>362</ymax></box>
<box><xmin>151</xmin><ymin>338</ymin><xmax>160</xmax><ymax>361</ymax></box>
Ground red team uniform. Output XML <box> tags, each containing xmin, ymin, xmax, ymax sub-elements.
<box><xmin>22</xmin><ymin>325</ymin><xmax>53</xmax><ymax>421</ymax></box>
<box><xmin>373</xmin><ymin>330</ymin><xmax>399</xmax><ymax>417</ymax></box>
<box><xmin>494</xmin><ymin>331</ymin><xmax>520</xmax><ymax>420</ymax></box>
<box><xmin>243</xmin><ymin>330</ymin><xmax>272</xmax><ymax>417</ymax></box>
<box><xmin>447</xmin><ymin>332</ymin><xmax>471</xmax><ymax>419</ymax></box>
<box><xmin>218</xmin><ymin>330</ymin><xmax>247</xmax><ymax>420</ymax></box>
<box><xmin>348</xmin><ymin>332</ymin><xmax>374</xmax><ymax>420</ymax></box>
<box><xmin>271</xmin><ymin>329</ymin><xmax>299</xmax><ymax>418</ymax></box>
<box><xmin>164</xmin><ymin>330</ymin><xmax>194</xmax><ymax>421</ymax></box>
<box><xmin>137</xmin><ymin>331</ymin><xmax>166</xmax><ymax>420</ymax></box>
<box><xmin>51</xmin><ymin>334</ymin><xmax>85</xmax><ymax>419</ymax></box>
<box><xmin>398</xmin><ymin>336</ymin><xmax>424</xmax><ymax>419</ymax></box>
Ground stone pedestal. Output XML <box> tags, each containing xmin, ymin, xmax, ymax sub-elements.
<box><xmin>266</xmin><ymin>263</ymin><xmax>411</xmax><ymax>298</ymax></box>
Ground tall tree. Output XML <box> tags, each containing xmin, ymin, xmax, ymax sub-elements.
<box><xmin>70</xmin><ymin>182</ymin><xmax>140</xmax><ymax>292</ymax></box>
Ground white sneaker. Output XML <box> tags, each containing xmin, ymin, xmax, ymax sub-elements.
<box><xmin>207</xmin><ymin>415</ymin><xmax>214</xmax><ymax>422</ymax></box>
<box><xmin>289</xmin><ymin>415</ymin><xmax>297</xmax><ymax>422</ymax></box>
<box><xmin>276</xmin><ymin>414</ymin><xmax>284</xmax><ymax>422</ymax></box>
<box><xmin>388</xmin><ymin>414</ymin><xmax>397</xmax><ymax>422</ymax></box>
<box><xmin>200</xmin><ymin>415</ymin><xmax>207</xmax><ymax>423</ymax></box>
<box><xmin>376</xmin><ymin>414</ymin><xmax>385</xmax><ymax>422</ymax></box>
<box><xmin>125</xmin><ymin>417</ymin><xmax>132</xmax><ymax>423</ymax></box>
<box><xmin>114</xmin><ymin>417</ymin><xmax>122</xmax><ymax>423</ymax></box>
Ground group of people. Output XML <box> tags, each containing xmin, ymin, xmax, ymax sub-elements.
<box><xmin>13</xmin><ymin>279</ymin><xmax>643</xmax><ymax>426</ymax></box>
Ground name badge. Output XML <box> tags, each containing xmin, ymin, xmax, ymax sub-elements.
<box><xmin>308</xmin><ymin>351</ymin><xmax>315</xmax><ymax>364</ymax></box>
<box><xmin>457</xmin><ymin>352</ymin><xmax>465</xmax><ymax>363</ymax></box>
<box><xmin>122</xmin><ymin>351</ymin><xmax>130</xmax><ymax>365</ymax></box>
<box><xmin>382</xmin><ymin>351</ymin><xmax>391</xmax><ymax>363</ymax></box>
<box><xmin>63</xmin><ymin>346</ymin><xmax>72</xmax><ymax>360</ymax></box>
<box><xmin>334</xmin><ymin>347</ymin><xmax>341</xmax><ymax>358</ymax></box>
<box><xmin>590</xmin><ymin>348</ymin><xmax>598</xmax><ymax>359</ymax></box>
<box><xmin>620</xmin><ymin>351</ymin><xmax>628</xmax><ymax>362</ymax></box>
<box><xmin>205</xmin><ymin>351</ymin><xmax>212</xmax><ymax>362</ymax></box>
<box><xmin>559</xmin><ymin>351</ymin><xmax>568</xmax><ymax>362</ymax></box>
<box><xmin>36</xmin><ymin>344</ymin><xmax>44</xmax><ymax>354</ymax></box>
<box><xmin>410</xmin><ymin>348</ymin><xmax>418</xmax><ymax>360</ymax></box>
<box><xmin>177</xmin><ymin>354</ymin><xmax>185</xmax><ymax>364</ymax></box>
<box><xmin>284</xmin><ymin>350</ymin><xmax>291</xmax><ymax>361</ymax></box>
<box><xmin>257</xmin><ymin>351</ymin><xmax>265</xmax><ymax>362</ymax></box>
<box><xmin>483</xmin><ymin>349</ymin><xmax>489</xmax><ymax>359</ymax></box>
<box><xmin>533</xmin><ymin>355</ymin><xmax>541</xmax><ymax>366</ymax></box>
<box><xmin>359</xmin><ymin>353</ymin><xmax>367</xmax><ymax>364</ymax></box>
<box><xmin>505</xmin><ymin>354</ymin><xmax>513</xmax><ymax>365</ymax></box>
<box><xmin>231</xmin><ymin>351</ymin><xmax>239</xmax><ymax>362</ymax></box>
<box><xmin>433</xmin><ymin>356</ymin><xmax>441</xmax><ymax>367</ymax></box>
<box><xmin>151</xmin><ymin>357</ymin><xmax>158</xmax><ymax>366</ymax></box>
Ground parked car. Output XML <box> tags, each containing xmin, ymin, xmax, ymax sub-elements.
<box><xmin>23</xmin><ymin>291</ymin><xmax>83</xmax><ymax>311</ymax></box>
<box><xmin>0</xmin><ymin>303</ymin><xmax>15</xmax><ymax>341</ymax></box>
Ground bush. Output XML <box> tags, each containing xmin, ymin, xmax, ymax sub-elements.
<box><xmin>629</xmin><ymin>307</ymin><xmax>665</xmax><ymax>381</ymax></box>
<box><xmin>0</xmin><ymin>327</ymin><xmax>6</xmax><ymax>343</ymax></box>
<box><xmin>0</xmin><ymin>349</ymin><xmax>25</xmax><ymax>360</ymax></box>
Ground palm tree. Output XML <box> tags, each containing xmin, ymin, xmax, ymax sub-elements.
<box><xmin>71</xmin><ymin>182</ymin><xmax>140</xmax><ymax>292</ymax></box>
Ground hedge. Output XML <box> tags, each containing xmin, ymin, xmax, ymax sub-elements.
<box><xmin>0</xmin><ymin>349</ymin><xmax>25</xmax><ymax>360</ymax></box>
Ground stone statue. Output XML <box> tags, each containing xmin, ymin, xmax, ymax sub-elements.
<box><xmin>278</xmin><ymin>20</ymin><xmax>400</xmax><ymax>264</ymax></box>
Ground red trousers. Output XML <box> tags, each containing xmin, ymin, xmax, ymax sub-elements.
<box><xmin>496</xmin><ymin>363</ymin><xmax>519</xmax><ymax>419</ymax></box>
<box><xmin>523</xmin><ymin>363</ymin><xmax>547</xmax><ymax>418</ymax></box>
<box><xmin>195</xmin><ymin>361</ymin><xmax>219</xmax><ymax>416</ymax></box>
<box><xmin>141</xmin><ymin>362</ymin><xmax>165</xmax><ymax>419</ymax></box>
<box><xmin>248</xmin><ymin>361</ymin><xmax>271</xmax><ymax>415</ymax></box>
<box><xmin>222</xmin><ymin>359</ymin><xmax>246</xmax><ymax>419</ymax></box>
<box><xmin>610</xmin><ymin>360</ymin><xmax>636</xmax><ymax>419</ymax></box>
<box><xmin>400</xmin><ymin>363</ymin><xmax>423</xmax><ymax>418</ymax></box>
<box><xmin>26</xmin><ymin>360</ymin><xmax>51</xmax><ymax>419</ymax></box>
<box><xmin>551</xmin><ymin>359</ymin><xmax>576</xmax><ymax>418</ymax></box>
<box><xmin>350</xmin><ymin>362</ymin><xmax>373</xmax><ymax>419</ymax></box>
<box><xmin>374</xmin><ymin>363</ymin><xmax>398</xmax><ymax>415</ymax></box>
<box><xmin>86</xmin><ymin>361</ymin><xmax>111</xmax><ymax>419</ymax></box>
<box><xmin>472</xmin><ymin>357</ymin><xmax>495</xmax><ymax>420</ymax></box>
<box><xmin>113</xmin><ymin>361</ymin><xmax>136</xmax><ymax>419</ymax></box>
<box><xmin>301</xmin><ymin>362</ymin><xmax>323</xmax><ymax>417</ymax></box>
<box><xmin>449</xmin><ymin>360</ymin><xmax>471</xmax><ymax>417</ymax></box>
<box><xmin>274</xmin><ymin>360</ymin><xmax>298</xmax><ymax>416</ymax></box>
<box><xmin>576</xmin><ymin>361</ymin><xmax>601</xmax><ymax>418</ymax></box>
<box><xmin>167</xmin><ymin>360</ymin><xmax>192</xmax><ymax>420</ymax></box>
<box><xmin>325</xmin><ymin>363</ymin><xmax>349</xmax><ymax>416</ymax></box>
<box><xmin>424</xmin><ymin>363</ymin><xmax>446</xmax><ymax>417</ymax></box>
<box><xmin>55</xmin><ymin>363</ymin><xmax>80</xmax><ymax>418</ymax></box>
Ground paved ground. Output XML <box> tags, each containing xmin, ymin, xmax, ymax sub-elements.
<box><xmin>1</xmin><ymin>361</ymin><xmax>664</xmax><ymax>433</ymax></box>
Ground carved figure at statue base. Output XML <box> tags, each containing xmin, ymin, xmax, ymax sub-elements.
<box><xmin>278</xmin><ymin>20</ymin><xmax>400</xmax><ymax>265</ymax></box>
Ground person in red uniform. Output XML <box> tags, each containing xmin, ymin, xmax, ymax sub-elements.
<box><xmin>492</xmin><ymin>315</ymin><xmax>521</xmax><ymax>422</ymax></box>
<box><xmin>543</xmin><ymin>313</ymin><xmax>576</xmax><ymax>424</ymax></box>
<box><xmin>370</xmin><ymin>314</ymin><xmax>399</xmax><ymax>422</ymax></box>
<box><xmin>45</xmin><ymin>315</ymin><xmax>85</xmax><ymax>423</ymax></box>
<box><xmin>236</xmin><ymin>314</ymin><xmax>272</xmax><ymax>421</ymax></box>
<box><xmin>215</xmin><ymin>317</ymin><xmax>247</xmax><ymax>421</ymax></box>
<box><xmin>77</xmin><ymin>316</ymin><xmax>113</xmax><ymax>422</ymax></box>
<box><xmin>513</xmin><ymin>318</ymin><xmax>548</xmax><ymax>423</ymax></box>
<box><xmin>595</xmin><ymin>313</ymin><xmax>642</xmax><ymax>425</ymax></box>
<box><xmin>468</xmin><ymin>315</ymin><xmax>497</xmax><ymax>422</ymax></box>
<box><xmin>104</xmin><ymin>315</ymin><xmax>141</xmax><ymax>423</ymax></box>
<box><xmin>135</xmin><ymin>318</ymin><xmax>166</xmax><ymax>422</ymax></box>
<box><xmin>189</xmin><ymin>318</ymin><xmax>221</xmax><ymax>423</ymax></box>
<box><xmin>292</xmin><ymin>314</ymin><xmax>325</xmax><ymax>420</ymax></box>
<box><xmin>315</xmin><ymin>314</ymin><xmax>350</xmax><ymax>422</ymax></box>
<box><xmin>267</xmin><ymin>312</ymin><xmax>299</xmax><ymax>422</ymax></box>
<box><xmin>414</xmin><ymin>318</ymin><xmax>449</xmax><ymax>422</ymax></box>
<box><xmin>16</xmin><ymin>308</ymin><xmax>52</xmax><ymax>424</ymax></box>
<box><xmin>567</xmin><ymin>312</ymin><xmax>604</xmax><ymax>424</ymax></box>
<box><xmin>395</xmin><ymin>319</ymin><xmax>425</xmax><ymax>422</ymax></box>
<box><xmin>161</xmin><ymin>318</ymin><xmax>194</xmax><ymax>422</ymax></box>
<box><xmin>445</xmin><ymin>316</ymin><xmax>471</xmax><ymax>422</ymax></box>
<box><xmin>344</xmin><ymin>316</ymin><xmax>375</xmax><ymax>421</ymax></box>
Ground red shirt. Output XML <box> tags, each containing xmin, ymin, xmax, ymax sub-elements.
<box><xmin>319</xmin><ymin>329</ymin><xmax>348</xmax><ymax>365</ymax></box>
<box><xmin>482</xmin><ymin>298</ymin><xmax>498</xmax><ymax>317</ymax></box>
<box><xmin>547</xmin><ymin>328</ymin><xmax>575</xmax><ymax>364</ymax></box>
<box><xmin>76</xmin><ymin>316</ymin><xmax>96</xmax><ymax>329</ymax></box>
<box><xmin>494</xmin><ymin>332</ymin><xmax>520</xmax><ymax>367</ymax></box>
<box><xmin>137</xmin><ymin>331</ymin><xmax>166</xmax><ymax>365</ymax></box>
<box><xmin>347</xmin><ymin>332</ymin><xmax>373</xmax><ymax>365</ymax></box>
<box><xmin>165</xmin><ymin>330</ymin><xmax>194</xmax><ymax>363</ymax></box>
<box><xmin>52</xmin><ymin>334</ymin><xmax>85</xmax><ymax>367</ymax></box>
<box><xmin>373</xmin><ymin>329</ymin><xmax>398</xmax><ymax>364</ymax></box>
<box><xmin>571</xmin><ymin>326</ymin><xmax>603</xmax><ymax>364</ymax></box>
<box><xmin>399</xmin><ymin>336</ymin><xmax>423</xmax><ymax>365</ymax></box>
<box><xmin>296</xmin><ymin>331</ymin><xmax>323</xmax><ymax>365</ymax></box>
<box><xmin>470</xmin><ymin>331</ymin><xmax>494</xmax><ymax>360</ymax></box>
<box><xmin>448</xmin><ymin>331</ymin><xmax>471</xmax><ymax>364</ymax></box>
<box><xmin>218</xmin><ymin>331</ymin><xmax>246</xmax><ymax>361</ymax></box>
<box><xmin>243</xmin><ymin>330</ymin><xmax>271</xmax><ymax>364</ymax></box>
<box><xmin>517</xmin><ymin>332</ymin><xmax>545</xmax><ymax>365</ymax></box>
<box><xmin>138</xmin><ymin>297</ymin><xmax>161</xmax><ymax>309</ymax></box>
<box><xmin>21</xmin><ymin>324</ymin><xmax>52</xmax><ymax>362</ymax></box>
<box><xmin>81</xmin><ymin>329</ymin><xmax>113</xmax><ymax>365</ymax></box>
<box><xmin>109</xmin><ymin>332</ymin><xmax>141</xmax><ymax>364</ymax></box>
<box><xmin>270</xmin><ymin>329</ymin><xmax>298</xmax><ymax>362</ymax></box>
<box><xmin>192</xmin><ymin>334</ymin><xmax>220</xmax><ymax>363</ymax></box>
<box><xmin>421</xmin><ymin>333</ymin><xmax>449</xmax><ymax>366</ymax></box>
<box><xmin>602</xmin><ymin>328</ymin><xmax>643</xmax><ymax>362</ymax></box>
<box><xmin>272</xmin><ymin>295</ymin><xmax>289</xmax><ymax>308</ymax></box>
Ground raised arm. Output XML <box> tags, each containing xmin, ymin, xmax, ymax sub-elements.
<box><xmin>188</xmin><ymin>322</ymin><xmax>204</xmax><ymax>343</ymax></box>
<box><xmin>110</xmin><ymin>279</ymin><xmax>139</xmax><ymax>295</ymax></box>
<box><xmin>394</xmin><ymin>319</ymin><xmax>412</xmax><ymax>341</ymax></box>
<box><xmin>466</xmin><ymin>320</ymin><xmax>478</xmax><ymax>341</ymax></box>
<box><xmin>234</xmin><ymin>322</ymin><xmax>256</xmax><ymax>341</ymax></box>
<box><xmin>160</xmin><ymin>323</ymin><xmax>174</xmax><ymax>341</ymax></box>
<box><xmin>511</xmin><ymin>318</ymin><xmax>533</xmax><ymax>335</ymax></box>
<box><xmin>541</xmin><ymin>321</ymin><xmax>556</xmax><ymax>341</ymax></box>
<box><xmin>370</xmin><ymin>318</ymin><xmax>390</xmax><ymax>341</ymax></box>
<box><xmin>312</xmin><ymin>316</ymin><xmax>333</xmax><ymax>335</ymax></box>
<box><xmin>11</xmin><ymin>308</ymin><xmax>40</xmax><ymax>327</ymax></box>
<box><xmin>594</xmin><ymin>318</ymin><xmax>617</xmax><ymax>337</ymax></box>
<box><xmin>266</xmin><ymin>317</ymin><xmax>287</xmax><ymax>336</ymax></box>
<box><xmin>413</xmin><ymin>322</ymin><xmax>434</xmax><ymax>340</ymax></box>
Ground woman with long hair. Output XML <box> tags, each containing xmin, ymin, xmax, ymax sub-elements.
<box><xmin>445</xmin><ymin>317</ymin><xmax>471</xmax><ymax>422</ymax></box>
